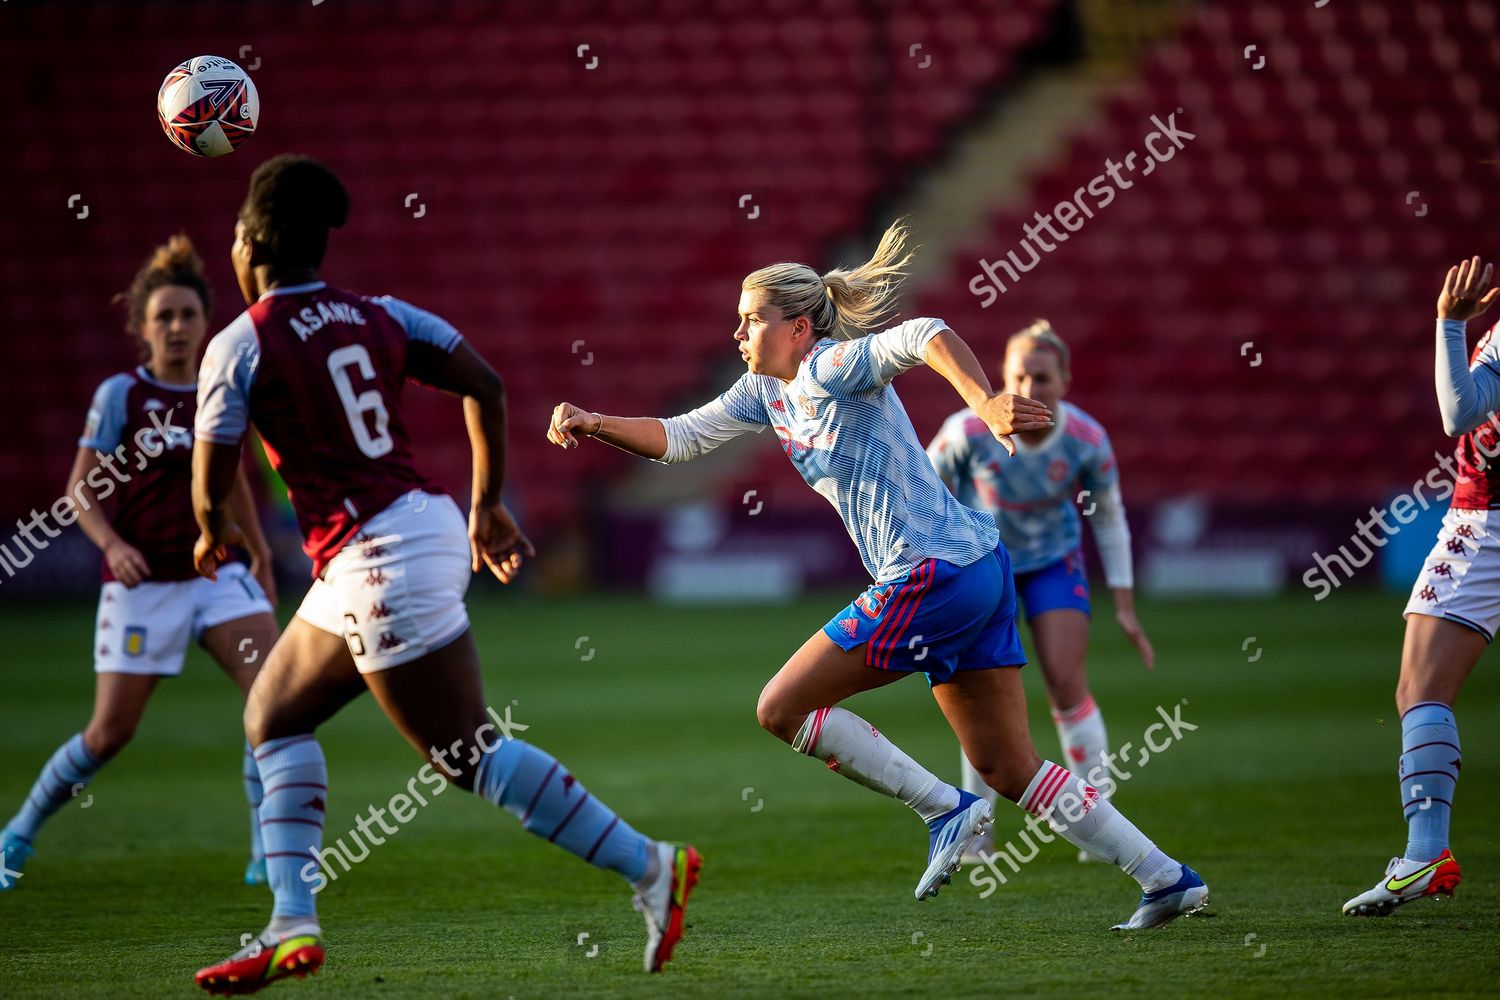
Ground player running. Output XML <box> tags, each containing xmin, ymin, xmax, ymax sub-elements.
<box><xmin>926</xmin><ymin>320</ymin><xmax>1153</xmax><ymax>863</ymax></box>
<box><xmin>548</xmin><ymin>221</ymin><xmax>1207</xmax><ymax>928</ymax></box>
<box><xmin>0</xmin><ymin>236</ymin><xmax>278</xmax><ymax>891</ymax></box>
<box><xmin>1343</xmin><ymin>256</ymin><xmax>1499</xmax><ymax>917</ymax></box>
<box><xmin>189</xmin><ymin>155</ymin><xmax>699</xmax><ymax>994</ymax></box>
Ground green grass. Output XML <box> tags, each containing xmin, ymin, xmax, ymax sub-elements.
<box><xmin>1</xmin><ymin>589</ymin><xmax>1497</xmax><ymax>998</ymax></box>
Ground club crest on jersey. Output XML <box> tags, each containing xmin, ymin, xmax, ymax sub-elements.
<box><xmin>123</xmin><ymin>626</ymin><xmax>147</xmax><ymax>658</ymax></box>
<box><xmin>797</xmin><ymin>394</ymin><xmax>818</xmax><ymax>419</ymax></box>
<box><xmin>1048</xmin><ymin>458</ymin><xmax>1070</xmax><ymax>482</ymax></box>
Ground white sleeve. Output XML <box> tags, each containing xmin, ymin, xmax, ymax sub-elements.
<box><xmin>195</xmin><ymin>313</ymin><xmax>259</xmax><ymax>445</ymax></box>
<box><xmin>371</xmin><ymin>295</ymin><xmax>463</xmax><ymax>352</ymax></box>
<box><xmin>1088</xmin><ymin>482</ymin><xmax>1133</xmax><ymax>590</ymax></box>
<box><xmin>1437</xmin><ymin>318</ymin><xmax>1500</xmax><ymax>437</ymax></box>
<box><xmin>811</xmin><ymin>317</ymin><xmax>950</xmax><ymax>395</ymax></box>
<box><xmin>657</xmin><ymin>374</ymin><xmax>768</xmax><ymax>464</ymax></box>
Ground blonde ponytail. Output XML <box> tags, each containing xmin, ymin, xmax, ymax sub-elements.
<box><xmin>742</xmin><ymin>219</ymin><xmax>915</xmax><ymax>340</ymax></box>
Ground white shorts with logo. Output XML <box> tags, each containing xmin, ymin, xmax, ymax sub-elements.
<box><xmin>295</xmin><ymin>491</ymin><xmax>472</xmax><ymax>673</ymax></box>
<box><xmin>1403</xmin><ymin>507</ymin><xmax>1500</xmax><ymax>642</ymax></box>
<box><xmin>95</xmin><ymin>561</ymin><xmax>273</xmax><ymax>675</ymax></box>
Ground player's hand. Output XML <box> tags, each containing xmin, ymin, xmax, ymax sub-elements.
<box><xmin>193</xmin><ymin>522</ymin><xmax>246</xmax><ymax>582</ymax></box>
<box><xmin>103</xmin><ymin>539</ymin><xmax>151</xmax><ymax>588</ymax></box>
<box><xmin>1438</xmin><ymin>257</ymin><xmax>1500</xmax><ymax>322</ymax></box>
<box><xmin>1112</xmin><ymin>587</ymin><xmax>1155</xmax><ymax>670</ymax></box>
<box><xmin>470</xmin><ymin>500</ymin><xmax>535</xmax><ymax>584</ymax></box>
<box><xmin>972</xmin><ymin>392</ymin><xmax>1053</xmax><ymax>456</ymax></box>
<box><xmin>547</xmin><ymin>402</ymin><xmax>602</xmax><ymax>450</ymax></box>
<box><xmin>249</xmin><ymin>546</ymin><xmax>278</xmax><ymax>608</ymax></box>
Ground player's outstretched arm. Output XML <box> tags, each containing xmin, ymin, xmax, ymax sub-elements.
<box><xmin>409</xmin><ymin>340</ymin><xmax>534</xmax><ymax>583</ymax></box>
<box><xmin>1435</xmin><ymin>256</ymin><xmax>1500</xmax><ymax>437</ymax></box>
<box><xmin>922</xmin><ymin>328</ymin><xmax>1052</xmax><ymax>456</ymax></box>
<box><xmin>547</xmin><ymin>403</ymin><xmax>669</xmax><ymax>460</ymax></box>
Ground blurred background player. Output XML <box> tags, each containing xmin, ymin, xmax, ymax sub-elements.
<box><xmin>549</xmin><ymin>221</ymin><xmax>1207</xmax><ymax>929</ymax></box>
<box><xmin>0</xmin><ymin>236</ymin><xmax>278</xmax><ymax>891</ymax></box>
<box><xmin>926</xmin><ymin>320</ymin><xmax>1152</xmax><ymax>862</ymax></box>
<box><xmin>1344</xmin><ymin>257</ymin><xmax>1499</xmax><ymax>917</ymax></box>
<box><xmin>190</xmin><ymin>155</ymin><xmax>699</xmax><ymax>994</ymax></box>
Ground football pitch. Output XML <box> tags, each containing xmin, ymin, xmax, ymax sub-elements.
<box><xmin>1</xmin><ymin>589</ymin><xmax>1496</xmax><ymax>998</ymax></box>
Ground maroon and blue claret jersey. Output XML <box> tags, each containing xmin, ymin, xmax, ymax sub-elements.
<box><xmin>195</xmin><ymin>282</ymin><xmax>462</xmax><ymax>577</ymax></box>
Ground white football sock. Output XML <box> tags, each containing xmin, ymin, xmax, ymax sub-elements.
<box><xmin>794</xmin><ymin>707</ymin><xmax>959</xmax><ymax>822</ymax></box>
<box><xmin>1052</xmin><ymin>696</ymin><xmax>1111</xmax><ymax>796</ymax></box>
<box><xmin>1018</xmin><ymin>761</ymin><xmax>1180</xmax><ymax>891</ymax></box>
<box><xmin>960</xmin><ymin>753</ymin><xmax>998</xmax><ymax>808</ymax></box>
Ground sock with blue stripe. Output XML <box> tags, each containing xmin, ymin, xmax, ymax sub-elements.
<box><xmin>255</xmin><ymin>735</ymin><xmax>327</xmax><ymax>926</ymax></box>
<box><xmin>244</xmin><ymin>740</ymin><xmax>264</xmax><ymax>862</ymax></box>
<box><xmin>3</xmin><ymin>733</ymin><xmax>105</xmax><ymax>843</ymax></box>
<box><xmin>1400</xmin><ymin>701</ymin><xmax>1461</xmax><ymax>861</ymax></box>
<box><xmin>474</xmin><ymin>739</ymin><xmax>651</xmax><ymax>885</ymax></box>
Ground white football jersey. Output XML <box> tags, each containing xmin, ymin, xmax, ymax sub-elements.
<box><xmin>659</xmin><ymin>318</ymin><xmax>999</xmax><ymax>582</ymax></box>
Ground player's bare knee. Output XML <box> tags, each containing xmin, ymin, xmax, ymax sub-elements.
<box><xmin>754</xmin><ymin>690</ymin><xmax>800</xmax><ymax>743</ymax></box>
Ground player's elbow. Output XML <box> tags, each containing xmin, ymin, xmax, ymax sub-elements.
<box><xmin>472</xmin><ymin>368</ymin><xmax>504</xmax><ymax>405</ymax></box>
<box><xmin>1440</xmin><ymin>408</ymin><xmax>1477</xmax><ymax>438</ymax></box>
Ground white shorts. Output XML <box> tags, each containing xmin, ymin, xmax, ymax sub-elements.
<box><xmin>295</xmin><ymin>491</ymin><xmax>471</xmax><ymax>673</ymax></box>
<box><xmin>1403</xmin><ymin>507</ymin><xmax>1500</xmax><ymax>642</ymax></box>
<box><xmin>94</xmin><ymin>562</ymin><xmax>273</xmax><ymax>675</ymax></box>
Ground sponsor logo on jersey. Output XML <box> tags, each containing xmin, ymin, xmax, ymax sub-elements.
<box><xmin>1418</xmin><ymin>585</ymin><xmax>1437</xmax><ymax>601</ymax></box>
<box><xmin>769</xmin><ymin>399</ymin><xmax>786</xmax><ymax>412</ymax></box>
<box><xmin>123</xmin><ymin>626</ymin><xmax>147</xmax><ymax>657</ymax></box>
<box><xmin>831</xmin><ymin>343</ymin><xmax>850</xmax><ymax>366</ymax></box>
<box><xmin>137</xmin><ymin>413</ymin><xmax>193</xmax><ymax>453</ymax></box>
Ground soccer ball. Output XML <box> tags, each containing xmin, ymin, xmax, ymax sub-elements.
<box><xmin>157</xmin><ymin>56</ymin><xmax>259</xmax><ymax>158</ymax></box>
